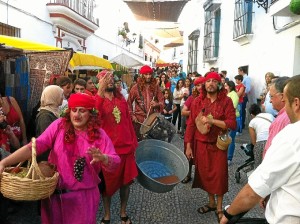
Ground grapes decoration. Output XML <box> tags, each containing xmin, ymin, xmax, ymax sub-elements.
<box><xmin>112</xmin><ymin>106</ymin><xmax>121</xmax><ymax>123</ymax></box>
<box><xmin>74</xmin><ymin>157</ymin><xmax>86</xmax><ymax>182</ymax></box>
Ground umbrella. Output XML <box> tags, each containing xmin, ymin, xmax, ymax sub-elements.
<box><xmin>69</xmin><ymin>52</ymin><xmax>113</xmax><ymax>72</ymax></box>
<box><xmin>110</xmin><ymin>52</ymin><xmax>148</xmax><ymax>68</ymax></box>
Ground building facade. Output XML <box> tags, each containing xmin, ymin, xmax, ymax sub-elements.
<box><xmin>183</xmin><ymin>0</ymin><xmax>300</xmax><ymax>99</ymax></box>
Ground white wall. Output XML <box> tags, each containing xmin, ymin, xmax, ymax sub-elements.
<box><xmin>179</xmin><ymin>0</ymin><xmax>300</xmax><ymax>99</ymax></box>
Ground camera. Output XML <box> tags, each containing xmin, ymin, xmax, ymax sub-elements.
<box><xmin>0</xmin><ymin>120</ymin><xmax>8</xmax><ymax>129</ymax></box>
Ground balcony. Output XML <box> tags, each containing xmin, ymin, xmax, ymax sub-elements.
<box><xmin>269</xmin><ymin>0</ymin><xmax>296</xmax><ymax>16</ymax></box>
<box><xmin>203</xmin><ymin>0</ymin><xmax>221</xmax><ymax>11</ymax></box>
<box><xmin>46</xmin><ymin>0</ymin><xmax>99</xmax><ymax>39</ymax></box>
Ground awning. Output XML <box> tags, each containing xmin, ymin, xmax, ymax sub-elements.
<box><xmin>163</xmin><ymin>37</ymin><xmax>184</xmax><ymax>49</ymax></box>
<box><xmin>155</xmin><ymin>58</ymin><xmax>170</xmax><ymax>67</ymax></box>
<box><xmin>69</xmin><ymin>52</ymin><xmax>113</xmax><ymax>72</ymax></box>
<box><xmin>124</xmin><ymin>0</ymin><xmax>190</xmax><ymax>22</ymax></box>
<box><xmin>110</xmin><ymin>52</ymin><xmax>149</xmax><ymax>68</ymax></box>
<box><xmin>0</xmin><ymin>35</ymin><xmax>63</xmax><ymax>52</ymax></box>
<box><xmin>153</xmin><ymin>27</ymin><xmax>182</xmax><ymax>38</ymax></box>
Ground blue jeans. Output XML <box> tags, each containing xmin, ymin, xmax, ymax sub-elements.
<box><xmin>242</xmin><ymin>96</ymin><xmax>248</xmax><ymax>129</ymax></box>
<box><xmin>237</xmin><ymin>103</ymin><xmax>243</xmax><ymax>133</ymax></box>
<box><xmin>227</xmin><ymin>118</ymin><xmax>239</xmax><ymax>161</ymax></box>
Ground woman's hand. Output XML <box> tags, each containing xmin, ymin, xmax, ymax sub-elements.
<box><xmin>87</xmin><ymin>147</ymin><xmax>108</xmax><ymax>165</ymax></box>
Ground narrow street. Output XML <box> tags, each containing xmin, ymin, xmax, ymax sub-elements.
<box><xmin>8</xmin><ymin>129</ymin><xmax>265</xmax><ymax>224</ymax></box>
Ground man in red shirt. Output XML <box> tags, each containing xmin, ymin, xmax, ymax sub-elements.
<box><xmin>96</xmin><ymin>70</ymin><xmax>138</xmax><ymax>224</ymax></box>
<box><xmin>185</xmin><ymin>72</ymin><xmax>236</xmax><ymax>221</ymax></box>
<box><xmin>127</xmin><ymin>65</ymin><xmax>164</xmax><ymax>141</ymax></box>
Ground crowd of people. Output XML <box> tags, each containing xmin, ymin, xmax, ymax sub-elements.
<box><xmin>0</xmin><ymin>64</ymin><xmax>299</xmax><ymax>224</ymax></box>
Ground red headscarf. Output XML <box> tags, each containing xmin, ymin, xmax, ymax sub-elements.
<box><xmin>68</xmin><ymin>93</ymin><xmax>95</xmax><ymax>109</ymax></box>
<box><xmin>96</xmin><ymin>70</ymin><xmax>112</xmax><ymax>79</ymax></box>
<box><xmin>139</xmin><ymin>65</ymin><xmax>153</xmax><ymax>75</ymax></box>
<box><xmin>194</xmin><ymin>77</ymin><xmax>206</xmax><ymax>86</ymax></box>
<box><xmin>205</xmin><ymin>72</ymin><xmax>221</xmax><ymax>82</ymax></box>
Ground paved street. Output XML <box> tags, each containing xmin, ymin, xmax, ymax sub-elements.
<box><xmin>7</xmin><ymin>129</ymin><xmax>265</xmax><ymax>224</ymax></box>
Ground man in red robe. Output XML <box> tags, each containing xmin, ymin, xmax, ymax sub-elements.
<box><xmin>185</xmin><ymin>72</ymin><xmax>236</xmax><ymax>221</ymax></box>
<box><xmin>95</xmin><ymin>70</ymin><xmax>138</xmax><ymax>224</ymax></box>
<box><xmin>127</xmin><ymin>65</ymin><xmax>164</xmax><ymax>141</ymax></box>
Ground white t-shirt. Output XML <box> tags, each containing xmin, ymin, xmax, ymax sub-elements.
<box><xmin>248</xmin><ymin>113</ymin><xmax>274</xmax><ymax>142</ymax></box>
<box><xmin>180</xmin><ymin>87</ymin><xmax>190</xmax><ymax>107</ymax></box>
<box><xmin>248</xmin><ymin>121</ymin><xmax>300</xmax><ymax>224</ymax></box>
<box><xmin>173</xmin><ymin>88</ymin><xmax>184</xmax><ymax>105</ymax></box>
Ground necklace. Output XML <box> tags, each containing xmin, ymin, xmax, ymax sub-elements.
<box><xmin>112</xmin><ymin>105</ymin><xmax>121</xmax><ymax>123</ymax></box>
<box><xmin>104</xmin><ymin>94</ymin><xmax>121</xmax><ymax>124</ymax></box>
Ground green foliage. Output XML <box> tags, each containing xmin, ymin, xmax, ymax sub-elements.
<box><xmin>290</xmin><ymin>0</ymin><xmax>300</xmax><ymax>15</ymax></box>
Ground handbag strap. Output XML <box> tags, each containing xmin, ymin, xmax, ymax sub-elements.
<box><xmin>256</xmin><ymin>115</ymin><xmax>272</xmax><ymax>123</ymax></box>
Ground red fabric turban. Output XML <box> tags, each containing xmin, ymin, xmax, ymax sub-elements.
<box><xmin>96</xmin><ymin>70</ymin><xmax>111</xmax><ymax>79</ymax></box>
<box><xmin>205</xmin><ymin>72</ymin><xmax>221</xmax><ymax>82</ymax></box>
<box><xmin>68</xmin><ymin>93</ymin><xmax>95</xmax><ymax>109</ymax></box>
<box><xmin>193</xmin><ymin>77</ymin><xmax>206</xmax><ymax>86</ymax></box>
<box><xmin>139</xmin><ymin>65</ymin><xmax>153</xmax><ymax>75</ymax></box>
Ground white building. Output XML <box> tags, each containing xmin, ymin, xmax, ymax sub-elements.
<box><xmin>0</xmin><ymin>0</ymin><xmax>157</xmax><ymax>67</ymax></box>
<box><xmin>181</xmin><ymin>0</ymin><xmax>300</xmax><ymax>100</ymax></box>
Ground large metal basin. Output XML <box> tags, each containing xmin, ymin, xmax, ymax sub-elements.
<box><xmin>136</xmin><ymin>139</ymin><xmax>189</xmax><ymax>193</ymax></box>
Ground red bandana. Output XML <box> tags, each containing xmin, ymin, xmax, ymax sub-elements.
<box><xmin>194</xmin><ymin>77</ymin><xmax>206</xmax><ymax>85</ymax></box>
<box><xmin>205</xmin><ymin>72</ymin><xmax>221</xmax><ymax>82</ymax></box>
<box><xmin>140</xmin><ymin>65</ymin><xmax>153</xmax><ymax>75</ymax></box>
<box><xmin>68</xmin><ymin>93</ymin><xmax>95</xmax><ymax>109</ymax></box>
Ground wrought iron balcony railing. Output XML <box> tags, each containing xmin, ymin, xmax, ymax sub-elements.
<box><xmin>48</xmin><ymin>0</ymin><xmax>96</xmax><ymax>23</ymax></box>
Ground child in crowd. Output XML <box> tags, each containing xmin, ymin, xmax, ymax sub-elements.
<box><xmin>161</xmin><ymin>89</ymin><xmax>176</xmax><ymax>122</ymax></box>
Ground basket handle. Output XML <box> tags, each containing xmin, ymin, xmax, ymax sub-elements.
<box><xmin>25</xmin><ymin>137</ymin><xmax>46</xmax><ymax>180</ymax></box>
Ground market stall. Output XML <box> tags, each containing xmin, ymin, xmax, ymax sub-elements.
<box><xmin>0</xmin><ymin>35</ymin><xmax>71</xmax><ymax>122</ymax></box>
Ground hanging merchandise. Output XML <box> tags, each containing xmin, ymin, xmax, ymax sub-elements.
<box><xmin>290</xmin><ymin>0</ymin><xmax>300</xmax><ymax>15</ymax></box>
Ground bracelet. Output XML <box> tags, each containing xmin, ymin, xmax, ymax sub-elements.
<box><xmin>223</xmin><ymin>209</ymin><xmax>234</xmax><ymax>221</ymax></box>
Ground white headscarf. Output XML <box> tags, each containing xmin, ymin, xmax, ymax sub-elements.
<box><xmin>40</xmin><ymin>85</ymin><xmax>64</xmax><ymax>118</ymax></box>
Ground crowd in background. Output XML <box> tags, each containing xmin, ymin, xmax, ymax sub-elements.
<box><xmin>0</xmin><ymin>64</ymin><xmax>299</xmax><ymax>224</ymax></box>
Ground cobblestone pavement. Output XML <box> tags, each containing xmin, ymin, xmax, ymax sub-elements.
<box><xmin>7</xmin><ymin>129</ymin><xmax>266</xmax><ymax>224</ymax></box>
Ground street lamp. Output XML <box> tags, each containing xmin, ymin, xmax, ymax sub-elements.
<box><xmin>126</xmin><ymin>33</ymin><xmax>137</xmax><ymax>46</ymax></box>
<box><xmin>244</xmin><ymin>0</ymin><xmax>268</xmax><ymax>13</ymax></box>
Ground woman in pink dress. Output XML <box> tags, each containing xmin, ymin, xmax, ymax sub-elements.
<box><xmin>0</xmin><ymin>93</ymin><xmax>120</xmax><ymax>224</ymax></box>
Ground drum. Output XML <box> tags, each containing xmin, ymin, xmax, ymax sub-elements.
<box><xmin>140</xmin><ymin>113</ymin><xmax>176</xmax><ymax>143</ymax></box>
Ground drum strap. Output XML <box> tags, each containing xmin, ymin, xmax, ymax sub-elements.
<box><xmin>137</xmin><ymin>85</ymin><xmax>147</xmax><ymax>113</ymax></box>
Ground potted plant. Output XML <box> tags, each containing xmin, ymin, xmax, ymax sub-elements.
<box><xmin>118</xmin><ymin>28</ymin><xmax>127</xmax><ymax>39</ymax></box>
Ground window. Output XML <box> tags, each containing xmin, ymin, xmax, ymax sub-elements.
<box><xmin>233</xmin><ymin>0</ymin><xmax>253</xmax><ymax>39</ymax></box>
<box><xmin>203</xmin><ymin>8</ymin><xmax>220</xmax><ymax>61</ymax></box>
<box><xmin>187</xmin><ymin>29</ymin><xmax>200</xmax><ymax>73</ymax></box>
<box><xmin>0</xmin><ymin>22</ymin><xmax>21</xmax><ymax>37</ymax></box>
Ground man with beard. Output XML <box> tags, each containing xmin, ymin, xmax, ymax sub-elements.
<box><xmin>127</xmin><ymin>65</ymin><xmax>164</xmax><ymax>141</ymax></box>
<box><xmin>185</xmin><ymin>72</ymin><xmax>236</xmax><ymax>222</ymax></box>
<box><xmin>96</xmin><ymin>70</ymin><xmax>138</xmax><ymax>224</ymax></box>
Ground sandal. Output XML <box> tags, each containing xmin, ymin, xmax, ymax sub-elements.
<box><xmin>197</xmin><ymin>204</ymin><xmax>216</xmax><ymax>214</ymax></box>
<box><xmin>120</xmin><ymin>215</ymin><xmax>132</xmax><ymax>224</ymax></box>
<box><xmin>100</xmin><ymin>218</ymin><xmax>110</xmax><ymax>224</ymax></box>
<box><xmin>181</xmin><ymin>176</ymin><xmax>191</xmax><ymax>184</ymax></box>
<box><xmin>215</xmin><ymin>210</ymin><xmax>224</xmax><ymax>222</ymax></box>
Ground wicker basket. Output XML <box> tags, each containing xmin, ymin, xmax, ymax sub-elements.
<box><xmin>0</xmin><ymin>138</ymin><xmax>59</xmax><ymax>201</ymax></box>
<box><xmin>216</xmin><ymin>134</ymin><xmax>232</xmax><ymax>151</ymax></box>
